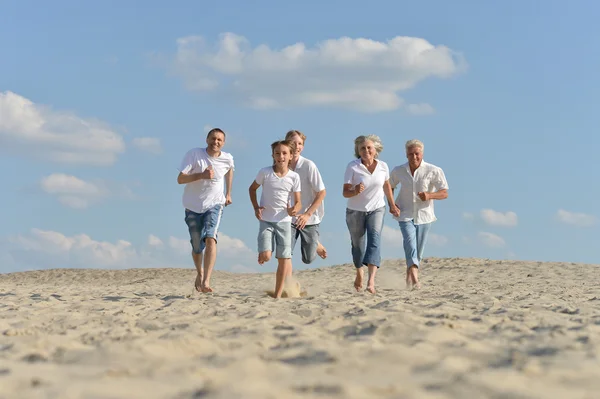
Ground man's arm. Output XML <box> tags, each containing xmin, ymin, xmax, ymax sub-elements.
<box><xmin>177</xmin><ymin>166</ymin><xmax>213</xmax><ymax>185</ymax></box>
<box><xmin>418</xmin><ymin>189</ymin><xmax>448</xmax><ymax>201</ymax></box>
<box><xmin>224</xmin><ymin>168</ymin><xmax>233</xmax><ymax>205</ymax></box>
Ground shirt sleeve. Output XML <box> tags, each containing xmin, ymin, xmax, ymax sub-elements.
<box><xmin>292</xmin><ymin>174</ymin><xmax>301</xmax><ymax>192</ymax></box>
<box><xmin>389</xmin><ymin>167</ymin><xmax>399</xmax><ymax>188</ymax></box>
<box><xmin>179</xmin><ymin>150</ymin><xmax>196</xmax><ymax>174</ymax></box>
<box><xmin>254</xmin><ymin>168</ymin><xmax>266</xmax><ymax>186</ymax></box>
<box><xmin>343</xmin><ymin>163</ymin><xmax>354</xmax><ymax>185</ymax></box>
<box><xmin>433</xmin><ymin>167</ymin><xmax>449</xmax><ymax>190</ymax></box>
<box><xmin>308</xmin><ymin>162</ymin><xmax>326</xmax><ymax>191</ymax></box>
<box><xmin>382</xmin><ymin>162</ymin><xmax>390</xmax><ymax>181</ymax></box>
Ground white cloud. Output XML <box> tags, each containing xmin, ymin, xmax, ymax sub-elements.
<box><xmin>39</xmin><ymin>173</ymin><xmax>133</xmax><ymax>209</ymax></box>
<box><xmin>148</xmin><ymin>235</ymin><xmax>164</xmax><ymax>247</ymax></box>
<box><xmin>132</xmin><ymin>137</ymin><xmax>162</xmax><ymax>154</ymax></box>
<box><xmin>477</xmin><ymin>232</ymin><xmax>506</xmax><ymax>248</ymax></box>
<box><xmin>480</xmin><ymin>209</ymin><xmax>518</xmax><ymax>227</ymax></box>
<box><xmin>556</xmin><ymin>209</ymin><xmax>597</xmax><ymax>227</ymax></box>
<box><xmin>171</xmin><ymin>33</ymin><xmax>466</xmax><ymax>113</ymax></box>
<box><xmin>2</xmin><ymin>229</ymin><xmax>255</xmax><ymax>272</ymax></box>
<box><xmin>407</xmin><ymin>103</ymin><xmax>435</xmax><ymax>115</ymax></box>
<box><xmin>462</xmin><ymin>212</ymin><xmax>474</xmax><ymax>221</ymax></box>
<box><xmin>0</xmin><ymin>91</ymin><xmax>125</xmax><ymax>165</ymax></box>
<box><xmin>382</xmin><ymin>226</ymin><xmax>447</xmax><ymax>247</ymax></box>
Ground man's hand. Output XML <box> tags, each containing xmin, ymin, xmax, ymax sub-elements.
<box><xmin>389</xmin><ymin>204</ymin><xmax>401</xmax><ymax>217</ymax></box>
<box><xmin>203</xmin><ymin>165</ymin><xmax>214</xmax><ymax>179</ymax></box>
<box><xmin>254</xmin><ymin>207</ymin><xmax>265</xmax><ymax>220</ymax></box>
<box><xmin>417</xmin><ymin>191</ymin><xmax>430</xmax><ymax>201</ymax></box>
<box><xmin>294</xmin><ymin>213</ymin><xmax>311</xmax><ymax>229</ymax></box>
<box><xmin>354</xmin><ymin>183</ymin><xmax>365</xmax><ymax>196</ymax></box>
<box><xmin>225</xmin><ymin>194</ymin><xmax>232</xmax><ymax>206</ymax></box>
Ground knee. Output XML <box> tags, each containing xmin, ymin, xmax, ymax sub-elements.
<box><xmin>204</xmin><ymin>237</ymin><xmax>216</xmax><ymax>247</ymax></box>
<box><xmin>302</xmin><ymin>253</ymin><xmax>316</xmax><ymax>264</ymax></box>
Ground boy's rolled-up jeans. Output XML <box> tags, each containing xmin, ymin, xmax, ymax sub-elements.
<box><xmin>399</xmin><ymin>220</ymin><xmax>432</xmax><ymax>268</ymax></box>
<box><xmin>345</xmin><ymin>207</ymin><xmax>385</xmax><ymax>268</ymax></box>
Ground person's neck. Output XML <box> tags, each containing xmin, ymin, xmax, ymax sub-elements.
<box><xmin>289</xmin><ymin>155</ymin><xmax>300</xmax><ymax>170</ymax></box>
<box><xmin>409</xmin><ymin>161</ymin><xmax>421</xmax><ymax>175</ymax></box>
<box><xmin>361</xmin><ymin>158</ymin><xmax>376</xmax><ymax>167</ymax></box>
<box><xmin>206</xmin><ymin>147</ymin><xmax>221</xmax><ymax>157</ymax></box>
<box><xmin>273</xmin><ymin>164</ymin><xmax>289</xmax><ymax>175</ymax></box>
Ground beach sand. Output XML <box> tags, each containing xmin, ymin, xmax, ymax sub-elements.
<box><xmin>1</xmin><ymin>257</ymin><xmax>599</xmax><ymax>399</ymax></box>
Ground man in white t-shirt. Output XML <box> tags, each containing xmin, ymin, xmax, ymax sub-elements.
<box><xmin>177</xmin><ymin>128</ymin><xmax>234</xmax><ymax>294</ymax></box>
<box><xmin>389</xmin><ymin>139</ymin><xmax>448</xmax><ymax>289</ymax></box>
<box><xmin>285</xmin><ymin>130</ymin><xmax>327</xmax><ymax>264</ymax></box>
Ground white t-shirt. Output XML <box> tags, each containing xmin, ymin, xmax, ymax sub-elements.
<box><xmin>179</xmin><ymin>147</ymin><xmax>234</xmax><ymax>214</ymax></box>
<box><xmin>290</xmin><ymin>156</ymin><xmax>326</xmax><ymax>225</ymax></box>
<box><xmin>343</xmin><ymin>159</ymin><xmax>390</xmax><ymax>212</ymax></box>
<box><xmin>389</xmin><ymin>161</ymin><xmax>448</xmax><ymax>224</ymax></box>
<box><xmin>255</xmin><ymin>166</ymin><xmax>301</xmax><ymax>223</ymax></box>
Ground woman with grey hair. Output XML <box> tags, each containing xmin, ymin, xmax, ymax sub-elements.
<box><xmin>342</xmin><ymin>135</ymin><xmax>400</xmax><ymax>294</ymax></box>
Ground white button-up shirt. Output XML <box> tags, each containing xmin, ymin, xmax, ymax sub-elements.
<box><xmin>389</xmin><ymin>161</ymin><xmax>448</xmax><ymax>224</ymax></box>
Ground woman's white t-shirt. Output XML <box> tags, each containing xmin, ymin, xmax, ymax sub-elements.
<box><xmin>255</xmin><ymin>166</ymin><xmax>301</xmax><ymax>223</ymax></box>
<box><xmin>343</xmin><ymin>159</ymin><xmax>390</xmax><ymax>212</ymax></box>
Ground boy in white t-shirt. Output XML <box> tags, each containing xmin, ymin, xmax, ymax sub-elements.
<box><xmin>177</xmin><ymin>128</ymin><xmax>234</xmax><ymax>294</ymax></box>
<box><xmin>249</xmin><ymin>140</ymin><xmax>302</xmax><ymax>299</ymax></box>
<box><xmin>285</xmin><ymin>130</ymin><xmax>327</xmax><ymax>264</ymax></box>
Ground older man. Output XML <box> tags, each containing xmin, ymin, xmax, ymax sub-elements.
<box><xmin>389</xmin><ymin>139</ymin><xmax>448</xmax><ymax>289</ymax></box>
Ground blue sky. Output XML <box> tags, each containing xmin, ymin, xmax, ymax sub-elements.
<box><xmin>1</xmin><ymin>0</ymin><xmax>599</xmax><ymax>273</ymax></box>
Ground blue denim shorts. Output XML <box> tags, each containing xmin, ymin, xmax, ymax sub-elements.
<box><xmin>291</xmin><ymin>223</ymin><xmax>320</xmax><ymax>264</ymax></box>
<box><xmin>258</xmin><ymin>220</ymin><xmax>292</xmax><ymax>259</ymax></box>
<box><xmin>184</xmin><ymin>205</ymin><xmax>223</xmax><ymax>254</ymax></box>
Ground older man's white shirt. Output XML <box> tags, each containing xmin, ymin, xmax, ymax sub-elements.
<box><xmin>389</xmin><ymin>161</ymin><xmax>448</xmax><ymax>225</ymax></box>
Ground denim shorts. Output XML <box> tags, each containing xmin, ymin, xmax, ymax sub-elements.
<box><xmin>291</xmin><ymin>223</ymin><xmax>320</xmax><ymax>264</ymax></box>
<box><xmin>258</xmin><ymin>220</ymin><xmax>292</xmax><ymax>259</ymax></box>
<box><xmin>184</xmin><ymin>205</ymin><xmax>223</xmax><ymax>254</ymax></box>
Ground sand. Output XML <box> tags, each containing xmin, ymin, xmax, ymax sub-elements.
<box><xmin>1</xmin><ymin>257</ymin><xmax>599</xmax><ymax>399</ymax></box>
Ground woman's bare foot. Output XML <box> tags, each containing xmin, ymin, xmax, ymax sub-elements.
<box><xmin>316</xmin><ymin>243</ymin><xmax>327</xmax><ymax>259</ymax></box>
<box><xmin>366</xmin><ymin>265</ymin><xmax>377</xmax><ymax>294</ymax></box>
<box><xmin>409</xmin><ymin>266</ymin><xmax>421</xmax><ymax>290</ymax></box>
<box><xmin>354</xmin><ymin>268</ymin><xmax>364</xmax><ymax>291</ymax></box>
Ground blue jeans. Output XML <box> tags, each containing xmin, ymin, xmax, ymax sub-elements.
<box><xmin>345</xmin><ymin>207</ymin><xmax>385</xmax><ymax>268</ymax></box>
<box><xmin>399</xmin><ymin>220</ymin><xmax>432</xmax><ymax>268</ymax></box>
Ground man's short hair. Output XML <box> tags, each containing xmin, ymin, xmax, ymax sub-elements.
<box><xmin>405</xmin><ymin>139</ymin><xmax>424</xmax><ymax>152</ymax></box>
<box><xmin>207</xmin><ymin>128</ymin><xmax>226</xmax><ymax>139</ymax></box>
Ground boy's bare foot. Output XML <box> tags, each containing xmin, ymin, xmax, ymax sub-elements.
<box><xmin>316</xmin><ymin>243</ymin><xmax>327</xmax><ymax>259</ymax></box>
<box><xmin>354</xmin><ymin>268</ymin><xmax>364</xmax><ymax>291</ymax></box>
<box><xmin>201</xmin><ymin>286</ymin><xmax>213</xmax><ymax>293</ymax></box>
<box><xmin>366</xmin><ymin>284</ymin><xmax>376</xmax><ymax>294</ymax></box>
<box><xmin>258</xmin><ymin>251</ymin><xmax>271</xmax><ymax>265</ymax></box>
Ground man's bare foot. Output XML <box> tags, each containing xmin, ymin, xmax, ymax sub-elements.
<box><xmin>194</xmin><ymin>274</ymin><xmax>203</xmax><ymax>293</ymax></box>
<box><xmin>405</xmin><ymin>269</ymin><xmax>412</xmax><ymax>289</ymax></box>
<box><xmin>354</xmin><ymin>268</ymin><xmax>364</xmax><ymax>291</ymax></box>
<box><xmin>316</xmin><ymin>243</ymin><xmax>327</xmax><ymax>259</ymax></box>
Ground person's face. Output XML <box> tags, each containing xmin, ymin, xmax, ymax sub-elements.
<box><xmin>406</xmin><ymin>145</ymin><xmax>423</xmax><ymax>168</ymax></box>
<box><xmin>358</xmin><ymin>140</ymin><xmax>376</xmax><ymax>161</ymax></box>
<box><xmin>206</xmin><ymin>132</ymin><xmax>225</xmax><ymax>152</ymax></box>
<box><xmin>289</xmin><ymin>134</ymin><xmax>304</xmax><ymax>157</ymax></box>
<box><xmin>272</xmin><ymin>144</ymin><xmax>292</xmax><ymax>166</ymax></box>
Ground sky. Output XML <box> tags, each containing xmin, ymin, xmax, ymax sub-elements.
<box><xmin>1</xmin><ymin>0</ymin><xmax>599</xmax><ymax>274</ymax></box>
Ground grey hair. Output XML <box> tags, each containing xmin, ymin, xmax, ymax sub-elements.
<box><xmin>405</xmin><ymin>139</ymin><xmax>424</xmax><ymax>152</ymax></box>
<box><xmin>354</xmin><ymin>134</ymin><xmax>383</xmax><ymax>158</ymax></box>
